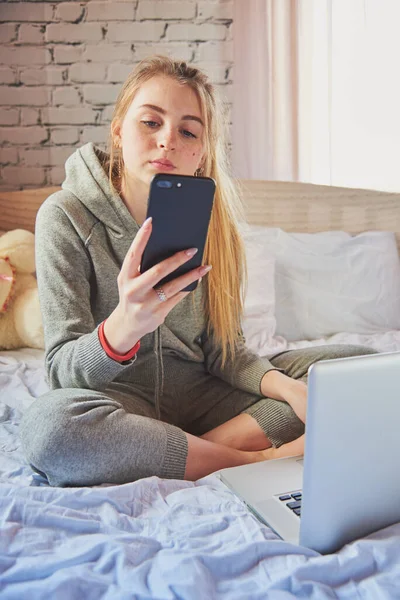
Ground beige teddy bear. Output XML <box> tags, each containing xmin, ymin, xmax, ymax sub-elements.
<box><xmin>0</xmin><ymin>229</ymin><xmax>44</xmax><ymax>350</ymax></box>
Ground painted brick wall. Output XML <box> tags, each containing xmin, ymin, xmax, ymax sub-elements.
<box><xmin>0</xmin><ymin>0</ymin><xmax>233</xmax><ymax>190</ymax></box>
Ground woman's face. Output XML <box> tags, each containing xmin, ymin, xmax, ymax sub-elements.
<box><xmin>114</xmin><ymin>75</ymin><xmax>205</xmax><ymax>191</ymax></box>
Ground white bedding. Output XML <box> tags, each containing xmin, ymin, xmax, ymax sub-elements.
<box><xmin>1</xmin><ymin>336</ymin><xmax>400</xmax><ymax>598</ymax></box>
<box><xmin>253</xmin><ymin>329</ymin><xmax>400</xmax><ymax>357</ymax></box>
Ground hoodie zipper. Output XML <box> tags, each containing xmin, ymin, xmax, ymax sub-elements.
<box><xmin>153</xmin><ymin>326</ymin><xmax>164</xmax><ymax>420</ymax></box>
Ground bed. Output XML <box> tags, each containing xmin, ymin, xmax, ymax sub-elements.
<box><xmin>1</xmin><ymin>181</ymin><xmax>400</xmax><ymax>599</ymax></box>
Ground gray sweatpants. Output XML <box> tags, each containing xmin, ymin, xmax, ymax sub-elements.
<box><xmin>21</xmin><ymin>344</ymin><xmax>375</xmax><ymax>487</ymax></box>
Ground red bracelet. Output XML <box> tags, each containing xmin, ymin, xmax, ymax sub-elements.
<box><xmin>98</xmin><ymin>320</ymin><xmax>140</xmax><ymax>362</ymax></box>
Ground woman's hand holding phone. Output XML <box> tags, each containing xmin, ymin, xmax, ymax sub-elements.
<box><xmin>103</xmin><ymin>217</ymin><xmax>212</xmax><ymax>354</ymax></box>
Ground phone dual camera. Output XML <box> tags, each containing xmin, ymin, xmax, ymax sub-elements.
<box><xmin>156</xmin><ymin>179</ymin><xmax>182</xmax><ymax>189</ymax></box>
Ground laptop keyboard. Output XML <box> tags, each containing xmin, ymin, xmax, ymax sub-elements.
<box><xmin>278</xmin><ymin>491</ymin><xmax>302</xmax><ymax>517</ymax></box>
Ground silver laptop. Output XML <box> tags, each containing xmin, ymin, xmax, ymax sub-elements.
<box><xmin>218</xmin><ymin>351</ymin><xmax>400</xmax><ymax>554</ymax></box>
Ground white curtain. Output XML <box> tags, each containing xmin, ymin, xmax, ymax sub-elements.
<box><xmin>232</xmin><ymin>0</ymin><xmax>400</xmax><ymax>192</ymax></box>
<box><xmin>232</xmin><ymin>0</ymin><xmax>299</xmax><ymax>181</ymax></box>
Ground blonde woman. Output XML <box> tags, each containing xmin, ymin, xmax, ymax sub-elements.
<box><xmin>21</xmin><ymin>56</ymin><xmax>374</xmax><ymax>486</ymax></box>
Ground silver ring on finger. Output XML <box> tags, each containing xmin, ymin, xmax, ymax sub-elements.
<box><xmin>154</xmin><ymin>286</ymin><xmax>168</xmax><ymax>303</ymax></box>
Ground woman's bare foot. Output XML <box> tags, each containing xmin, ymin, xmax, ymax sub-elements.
<box><xmin>183</xmin><ymin>433</ymin><xmax>304</xmax><ymax>480</ymax></box>
<box><xmin>258</xmin><ymin>434</ymin><xmax>305</xmax><ymax>462</ymax></box>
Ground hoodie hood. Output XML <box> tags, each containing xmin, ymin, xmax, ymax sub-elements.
<box><xmin>61</xmin><ymin>143</ymin><xmax>164</xmax><ymax>415</ymax></box>
<box><xmin>61</xmin><ymin>142</ymin><xmax>137</xmax><ymax>237</ymax></box>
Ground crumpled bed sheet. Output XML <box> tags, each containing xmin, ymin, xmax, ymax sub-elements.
<box><xmin>1</xmin><ymin>339</ymin><xmax>399</xmax><ymax>599</ymax></box>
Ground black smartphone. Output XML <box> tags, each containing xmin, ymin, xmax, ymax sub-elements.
<box><xmin>140</xmin><ymin>173</ymin><xmax>216</xmax><ymax>292</ymax></box>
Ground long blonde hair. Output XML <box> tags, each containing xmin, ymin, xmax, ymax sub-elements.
<box><xmin>108</xmin><ymin>56</ymin><xmax>247</xmax><ymax>365</ymax></box>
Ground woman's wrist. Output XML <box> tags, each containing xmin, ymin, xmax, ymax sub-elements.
<box><xmin>260</xmin><ymin>369</ymin><xmax>297</xmax><ymax>401</ymax></box>
<box><xmin>102</xmin><ymin>308</ymin><xmax>142</xmax><ymax>355</ymax></box>
<box><xmin>99</xmin><ymin>320</ymin><xmax>140</xmax><ymax>362</ymax></box>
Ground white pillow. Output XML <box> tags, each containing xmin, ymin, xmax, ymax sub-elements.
<box><xmin>246</xmin><ymin>226</ymin><xmax>400</xmax><ymax>341</ymax></box>
<box><xmin>241</xmin><ymin>227</ymin><xmax>276</xmax><ymax>352</ymax></box>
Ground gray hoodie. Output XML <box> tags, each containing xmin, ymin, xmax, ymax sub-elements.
<box><xmin>35</xmin><ymin>143</ymin><xmax>276</xmax><ymax>415</ymax></box>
